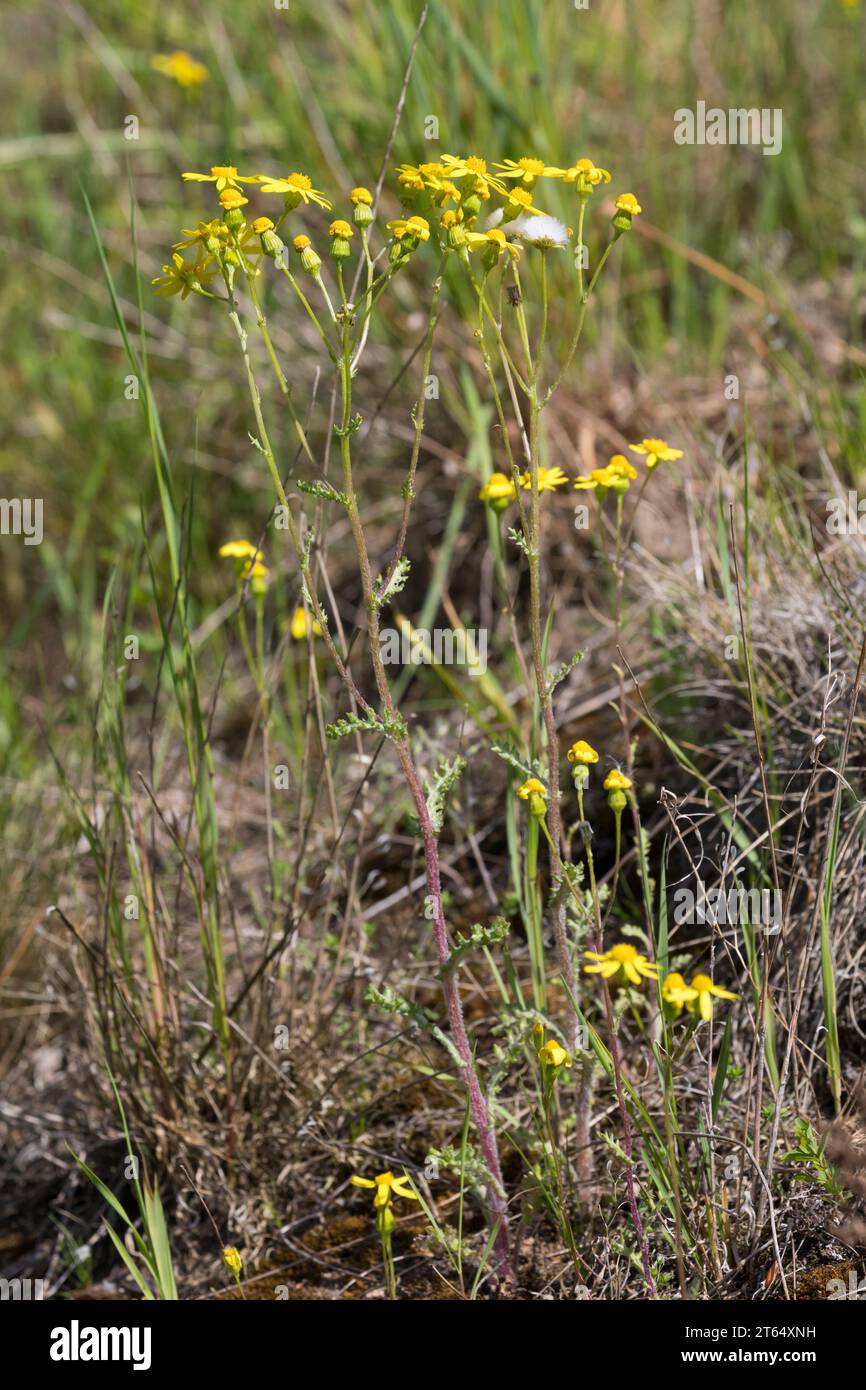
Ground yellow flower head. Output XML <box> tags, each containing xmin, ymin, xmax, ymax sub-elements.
<box><xmin>629</xmin><ymin>438</ymin><xmax>684</xmax><ymax>471</ymax></box>
<box><xmin>687</xmin><ymin>973</ymin><xmax>738</xmax><ymax>1023</ymax></box>
<box><xmin>563</xmin><ymin>158</ymin><xmax>612</xmax><ymax>193</ymax></box>
<box><xmin>603</xmin><ymin>769</ymin><xmax>632</xmax><ymax>792</ymax></box>
<box><xmin>242</xmin><ymin>559</ymin><xmax>270</xmax><ymax>596</ymax></box>
<box><xmin>519</xmin><ymin>466</ymin><xmax>569</xmax><ymax>493</ymax></box>
<box><xmin>495</xmin><ymin>157</ymin><xmax>566</xmax><ymax>186</ymax></box>
<box><xmin>293</xmin><ymin>234</ymin><xmax>311</xmax><ymax>250</ymax></box>
<box><xmin>152</xmin><ymin>51</ymin><xmax>209</xmax><ymax>89</ymax></box>
<box><xmin>387</xmin><ymin>215</ymin><xmax>430</xmax><ymax>242</ymax></box>
<box><xmin>614</xmin><ymin>193</ymin><xmax>642</xmax><ymax>217</ymax></box>
<box><xmin>250</xmin><ymin>216</ymin><xmax>274</xmax><ymax>235</ymax></box>
<box><xmin>574</xmin><ymin>466</ymin><xmax>620</xmax><ymax>494</ymax></box>
<box><xmin>540</xmin><ymin>1038</ymin><xmax>572</xmax><ymax>1070</ymax></box>
<box><xmin>182</xmin><ymin>165</ymin><xmax>258</xmax><ymax>192</ymax></box>
<box><xmin>257</xmin><ymin>171</ymin><xmax>332</xmax><ymax>209</ymax></box>
<box><xmin>567</xmin><ymin>740</ymin><xmax>599</xmax><ymax>765</ymax></box>
<box><xmin>152</xmin><ymin>252</ymin><xmax>216</xmax><ymax>299</ymax></box>
<box><xmin>329</xmin><ymin>219</ymin><xmax>354</xmax><ymax>239</ymax></box>
<box><xmin>222</xmin><ymin>1246</ymin><xmax>242</xmax><ymax>1276</ymax></box>
<box><xmin>479</xmin><ymin>471</ymin><xmax>517</xmax><ymax>507</ymax></box>
<box><xmin>517</xmin><ymin>777</ymin><xmax>547</xmax><ymax>818</ymax></box>
<box><xmin>464</xmin><ymin>228</ymin><xmax>520</xmax><ymax>261</ymax></box>
<box><xmin>350</xmin><ymin>186</ymin><xmax>373</xmax><ymax>206</ymax></box>
<box><xmin>661</xmin><ymin>971</ymin><xmax>697</xmax><ymax>1017</ymax></box>
<box><xmin>607</xmin><ymin>454</ymin><xmax>638</xmax><ymax>480</ymax></box>
<box><xmin>174</xmin><ymin>219</ymin><xmax>229</xmax><ymax>254</ymax></box>
<box><xmin>440</xmin><ymin>154</ymin><xmax>508</xmax><ymax>195</ymax></box>
<box><xmin>290</xmin><ymin>606</ymin><xmax>323</xmax><ymax>641</ymax></box>
<box><xmin>219</xmin><ymin>188</ymin><xmax>248</xmax><ymax>212</ymax></box>
<box><xmin>584</xmin><ymin>942</ymin><xmax>658</xmax><ymax>985</ymax></box>
<box><xmin>350</xmin><ymin>1170</ymin><xmax>418</xmax><ymax>1209</ymax></box>
<box><xmin>219</xmin><ymin>539</ymin><xmax>263</xmax><ymax>562</ymax></box>
<box><xmin>502</xmin><ymin>187</ymin><xmax>541</xmax><ymax>219</ymax></box>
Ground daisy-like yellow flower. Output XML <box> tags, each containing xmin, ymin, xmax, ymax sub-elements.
<box><xmin>440</xmin><ymin>154</ymin><xmax>508</xmax><ymax>195</ymax></box>
<box><xmin>219</xmin><ymin>188</ymin><xmax>248</xmax><ymax>212</ymax></box>
<box><xmin>501</xmin><ymin>186</ymin><xmax>543</xmax><ymax>221</ymax></box>
<box><xmin>629</xmin><ymin>438</ymin><xmax>684</xmax><ymax>471</ymax></box>
<box><xmin>603</xmin><ymin>769</ymin><xmax>632</xmax><ymax>792</ymax></box>
<box><xmin>584</xmin><ymin>942</ymin><xmax>658</xmax><ymax>985</ymax></box>
<box><xmin>350</xmin><ymin>1170</ymin><xmax>418</xmax><ymax>1209</ymax></box>
<box><xmin>350</xmin><ymin>186</ymin><xmax>373</xmax><ymax>206</ymax></box>
<box><xmin>685</xmin><ymin>973</ymin><xmax>738</xmax><ymax>1023</ymax></box>
<box><xmin>517</xmin><ymin>777</ymin><xmax>547</xmax><ymax>818</ymax></box>
<box><xmin>386</xmin><ymin>215</ymin><xmax>430</xmax><ymax>243</ymax></box>
<box><xmin>540</xmin><ymin>1038</ymin><xmax>572</xmax><ymax>1070</ymax></box>
<box><xmin>607</xmin><ymin>454</ymin><xmax>638</xmax><ymax>482</ymax></box>
<box><xmin>222</xmin><ymin>1246</ymin><xmax>243</xmax><ymax>1277</ymax></box>
<box><xmin>567</xmin><ymin>740</ymin><xmax>599</xmax><ymax>765</ymax></box>
<box><xmin>241</xmin><ymin>559</ymin><xmax>270</xmax><ymax>596</ymax></box>
<box><xmin>290</xmin><ymin>606</ymin><xmax>323</xmax><ymax>641</ymax></box>
<box><xmin>563</xmin><ymin>158</ymin><xmax>611</xmax><ymax>193</ymax></box>
<box><xmin>257</xmin><ymin>171</ymin><xmax>332</xmax><ymax>210</ymax></box>
<box><xmin>182</xmin><ymin>165</ymin><xmax>259</xmax><ymax>192</ymax></box>
<box><xmin>464</xmin><ymin>228</ymin><xmax>521</xmax><ymax>261</ymax></box>
<box><xmin>329</xmin><ymin>219</ymin><xmax>354</xmax><ymax>239</ymax></box>
<box><xmin>173</xmin><ymin>219</ymin><xmax>229</xmax><ymax>254</ymax></box>
<box><xmin>219</xmin><ymin>539</ymin><xmax>263</xmax><ymax>562</ymax></box>
<box><xmin>395</xmin><ymin>160</ymin><xmax>446</xmax><ymax>193</ymax></box>
<box><xmin>251</xmin><ymin>216</ymin><xmax>274</xmax><ymax>235</ymax></box>
<box><xmin>574</xmin><ymin>465</ymin><xmax>619</xmax><ymax>494</ymax></box>
<box><xmin>661</xmin><ymin>971</ymin><xmax>696</xmax><ymax>1017</ymax></box>
<box><xmin>152</xmin><ymin>252</ymin><xmax>216</xmax><ymax>299</ymax></box>
<box><xmin>151</xmin><ymin>51</ymin><xmax>209</xmax><ymax>89</ymax></box>
<box><xmin>519</xmin><ymin>466</ymin><xmax>569</xmax><ymax>493</ymax></box>
<box><xmin>479</xmin><ymin>471</ymin><xmax>517</xmax><ymax>508</ymax></box>
<box><xmin>614</xmin><ymin>193</ymin><xmax>642</xmax><ymax>217</ymax></box>
<box><xmin>494</xmin><ymin>156</ymin><xmax>566</xmax><ymax>186</ymax></box>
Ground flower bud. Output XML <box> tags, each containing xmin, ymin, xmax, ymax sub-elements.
<box><xmin>329</xmin><ymin>218</ymin><xmax>354</xmax><ymax>260</ymax></box>
<box><xmin>350</xmin><ymin>187</ymin><xmax>374</xmax><ymax>227</ymax></box>
<box><xmin>293</xmin><ymin>234</ymin><xmax>322</xmax><ymax>275</ymax></box>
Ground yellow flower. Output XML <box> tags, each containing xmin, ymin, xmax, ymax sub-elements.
<box><xmin>242</xmin><ymin>560</ymin><xmax>270</xmax><ymax>596</ymax></box>
<box><xmin>350</xmin><ymin>1171</ymin><xmax>418</xmax><ymax>1209</ymax></box>
<box><xmin>614</xmin><ymin>193</ymin><xmax>642</xmax><ymax>217</ymax></box>
<box><xmin>494</xmin><ymin>157</ymin><xmax>566</xmax><ymax>186</ymax></box>
<box><xmin>440</xmin><ymin>154</ymin><xmax>508</xmax><ymax>195</ymax></box>
<box><xmin>563</xmin><ymin>158</ymin><xmax>611</xmax><ymax>193</ymax></box>
<box><xmin>686</xmin><ymin>973</ymin><xmax>738</xmax><ymax>1023</ymax></box>
<box><xmin>290</xmin><ymin>606</ymin><xmax>323</xmax><ymax>641</ymax></box>
<box><xmin>464</xmin><ymin>228</ymin><xmax>520</xmax><ymax>260</ymax></box>
<box><xmin>387</xmin><ymin>215</ymin><xmax>430</xmax><ymax>242</ymax></box>
<box><xmin>258</xmin><ymin>171</ymin><xmax>332</xmax><ymax>210</ymax></box>
<box><xmin>222</xmin><ymin>1245</ymin><xmax>242</xmax><ymax>1276</ymax></box>
<box><xmin>517</xmin><ymin>777</ymin><xmax>547</xmax><ymax>818</ymax></box>
<box><xmin>603</xmin><ymin>769</ymin><xmax>632</xmax><ymax>792</ymax></box>
<box><xmin>396</xmin><ymin>161</ymin><xmax>446</xmax><ymax>192</ymax></box>
<box><xmin>540</xmin><ymin>1038</ymin><xmax>572</xmax><ymax>1070</ymax></box>
<box><xmin>661</xmin><ymin>972</ymin><xmax>697</xmax><ymax>1017</ymax></box>
<box><xmin>219</xmin><ymin>188</ymin><xmax>248</xmax><ymax>212</ymax></box>
<box><xmin>182</xmin><ymin>165</ymin><xmax>259</xmax><ymax>192</ymax></box>
<box><xmin>219</xmin><ymin>539</ymin><xmax>263</xmax><ymax>562</ymax></box>
<box><xmin>251</xmin><ymin>216</ymin><xmax>275</xmax><ymax>235</ymax></box>
<box><xmin>152</xmin><ymin>252</ymin><xmax>216</xmax><ymax>299</ymax></box>
<box><xmin>152</xmin><ymin>51</ymin><xmax>209</xmax><ymax>89</ymax></box>
<box><xmin>329</xmin><ymin>219</ymin><xmax>354</xmax><ymax>240</ymax></box>
<box><xmin>607</xmin><ymin>454</ymin><xmax>638</xmax><ymax>480</ymax></box>
<box><xmin>519</xmin><ymin>466</ymin><xmax>568</xmax><ymax>493</ymax></box>
<box><xmin>350</xmin><ymin>186</ymin><xmax>373</xmax><ymax>206</ymax></box>
<box><xmin>293</xmin><ymin>234</ymin><xmax>311</xmax><ymax>250</ymax></box>
<box><xmin>567</xmin><ymin>740</ymin><xmax>599</xmax><ymax>765</ymax></box>
<box><xmin>501</xmin><ymin>187</ymin><xmax>543</xmax><ymax>221</ymax></box>
<box><xmin>629</xmin><ymin>438</ymin><xmax>684</xmax><ymax>471</ymax></box>
<box><xmin>173</xmin><ymin>219</ymin><xmax>229</xmax><ymax>254</ymax></box>
<box><xmin>584</xmin><ymin>942</ymin><xmax>658</xmax><ymax>985</ymax></box>
<box><xmin>574</xmin><ymin>466</ymin><xmax>619</xmax><ymax>493</ymax></box>
<box><xmin>479</xmin><ymin>472</ymin><xmax>517</xmax><ymax>507</ymax></box>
